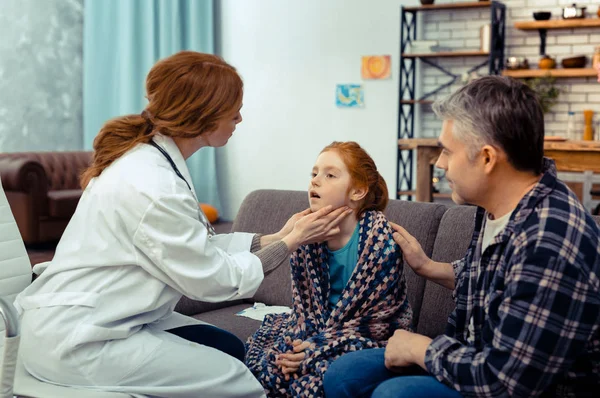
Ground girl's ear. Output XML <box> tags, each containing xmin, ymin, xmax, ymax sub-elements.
<box><xmin>350</xmin><ymin>186</ymin><xmax>368</xmax><ymax>202</ymax></box>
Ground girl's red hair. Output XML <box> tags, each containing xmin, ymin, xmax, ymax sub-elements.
<box><xmin>321</xmin><ymin>141</ymin><xmax>389</xmax><ymax>215</ymax></box>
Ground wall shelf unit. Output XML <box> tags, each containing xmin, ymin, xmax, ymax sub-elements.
<box><xmin>515</xmin><ymin>19</ymin><xmax>600</xmax><ymax>30</ymax></box>
<box><xmin>403</xmin><ymin>51</ymin><xmax>490</xmax><ymax>58</ymax></box>
<box><xmin>502</xmin><ymin>68</ymin><xmax>597</xmax><ymax>78</ymax></box>
<box><xmin>397</xmin><ymin>1</ymin><xmax>506</xmax><ymax>200</ymax></box>
<box><xmin>404</xmin><ymin>1</ymin><xmax>492</xmax><ymax>12</ymax></box>
<box><xmin>515</xmin><ymin>18</ymin><xmax>600</xmax><ymax>56</ymax></box>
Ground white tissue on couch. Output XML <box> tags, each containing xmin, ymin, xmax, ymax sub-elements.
<box><xmin>235</xmin><ymin>302</ymin><xmax>291</xmax><ymax>321</ymax></box>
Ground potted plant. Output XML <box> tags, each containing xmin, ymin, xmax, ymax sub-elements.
<box><xmin>524</xmin><ymin>75</ymin><xmax>562</xmax><ymax>113</ymax></box>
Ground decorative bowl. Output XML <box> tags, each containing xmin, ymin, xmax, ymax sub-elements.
<box><xmin>539</xmin><ymin>55</ymin><xmax>556</xmax><ymax>69</ymax></box>
<box><xmin>533</xmin><ymin>11</ymin><xmax>552</xmax><ymax>20</ymax></box>
<box><xmin>561</xmin><ymin>55</ymin><xmax>587</xmax><ymax>68</ymax></box>
<box><xmin>506</xmin><ymin>56</ymin><xmax>529</xmax><ymax>70</ymax></box>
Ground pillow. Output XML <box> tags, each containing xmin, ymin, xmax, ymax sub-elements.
<box><xmin>199</xmin><ymin>203</ymin><xmax>219</xmax><ymax>223</ymax></box>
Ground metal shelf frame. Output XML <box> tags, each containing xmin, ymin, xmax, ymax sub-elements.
<box><xmin>397</xmin><ymin>1</ymin><xmax>506</xmax><ymax>199</ymax></box>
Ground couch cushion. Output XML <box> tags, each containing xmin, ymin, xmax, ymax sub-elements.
<box><xmin>39</xmin><ymin>219</ymin><xmax>70</xmax><ymax>243</ymax></box>
<box><xmin>193</xmin><ymin>303</ymin><xmax>262</xmax><ymax>342</ymax></box>
<box><xmin>417</xmin><ymin>205</ymin><xmax>476</xmax><ymax>338</ymax></box>
<box><xmin>47</xmin><ymin>189</ymin><xmax>82</xmax><ymax>218</ymax></box>
<box><xmin>232</xmin><ymin>190</ymin><xmax>309</xmax><ymax>306</ymax></box>
<box><xmin>384</xmin><ymin>201</ymin><xmax>447</xmax><ymax>330</ymax></box>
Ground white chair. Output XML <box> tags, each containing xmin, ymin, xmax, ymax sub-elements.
<box><xmin>0</xmin><ymin>179</ymin><xmax>131</xmax><ymax>398</ymax></box>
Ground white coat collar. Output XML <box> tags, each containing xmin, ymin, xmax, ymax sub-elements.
<box><xmin>151</xmin><ymin>134</ymin><xmax>198</xmax><ymax>199</ymax></box>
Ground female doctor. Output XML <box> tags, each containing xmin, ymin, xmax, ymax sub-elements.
<box><xmin>14</xmin><ymin>51</ymin><xmax>351</xmax><ymax>398</ymax></box>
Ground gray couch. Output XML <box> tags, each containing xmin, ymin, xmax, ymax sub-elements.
<box><xmin>175</xmin><ymin>189</ymin><xmax>600</xmax><ymax>342</ymax></box>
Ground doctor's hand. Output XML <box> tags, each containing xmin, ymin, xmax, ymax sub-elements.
<box><xmin>276</xmin><ymin>209</ymin><xmax>313</xmax><ymax>240</ymax></box>
<box><xmin>282</xmin><ymin>205</ymin><xmax>353</xmax><ymax>251</ymax></box>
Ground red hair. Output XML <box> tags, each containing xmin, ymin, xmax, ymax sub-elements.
<box><xmin>321</xmin><ymin>141</ymin><xmax>389</xmax><ymax>216</ymax></box>
<box><xmin>81</xmin><ymin>51</ymin><xmax>243</xmax><ymax>188</ymax></box>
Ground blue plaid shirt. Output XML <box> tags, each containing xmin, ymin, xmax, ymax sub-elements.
<box><xmin>425</xmin><ymin>159</ymin><xmax>600</xmax><ymax>397</ymax></box>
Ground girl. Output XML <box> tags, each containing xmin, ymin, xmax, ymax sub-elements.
<box><xmin>14</xmin><ymin>51</ymin><xmax>350</xmax><ymax>398</ymax></box>
<box><xmin>245</xmin><ymin>141</ymin><xmax>413</xmax><ymax>397</ymax></box>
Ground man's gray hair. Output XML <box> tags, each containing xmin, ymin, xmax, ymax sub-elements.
<box><xmin>431</xmin><ymin>76</ymin><xmax>545</xmax><ymax>174</ymax></box>
<box><xmin>432</xmin><ymin>88</ymin><xmax>492</xmax><ymax>159</ymax></box>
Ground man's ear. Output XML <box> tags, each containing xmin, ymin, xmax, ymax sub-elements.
<box><xmin>350</xmin><ymin>186</ymin><xmax>368</xmax><ymax>202</ymax></box>
<box><xmin>481</xmin><ymin>144</ymin><xmax>499</xmax><ymax>174</ymax></box>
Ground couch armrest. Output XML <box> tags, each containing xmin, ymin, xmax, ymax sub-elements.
<box><xmin>33</xmin><ymin>151</ymin><xmax>91</xmax><ymax>191</ymax></box>
<box><xmin>0</xmin><ymin>156</ymin><xmax>49</xmax><ymax>243</ymax></box>
<box><xmin>0</xmin><ymin>156</ymin><xmax>48</xmax><ymax>195</ymax></box>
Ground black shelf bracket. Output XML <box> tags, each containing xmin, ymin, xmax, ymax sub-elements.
<box><xmin>538</xmin><ymin>28</ymin><xmax>548</xmax><ymax>56</ymax></box>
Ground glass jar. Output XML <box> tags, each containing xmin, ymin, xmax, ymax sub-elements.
<box><xmin>567</xmin><ymin>112</ymin><xmax>576</xmax><ymax>140</ymax></box>
<box><xmin>583</xmin><ymin>110</ymin><xmax>595</xmax><ymax>141</ymax></box>
<box><xmin>593</xmin><ymin>46</ymin><xmax>600</xmax><ymax>70</ymax></box>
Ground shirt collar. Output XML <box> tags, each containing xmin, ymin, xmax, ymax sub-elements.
<box><xmin>510</xmin><ymin>157</ymin><xmax>556</xmax><ymax>227</ymax></box>
<box><xmin>473</xmin><ymin>157</ymin><xmax>557</xmax><ymax>243</ymax></box>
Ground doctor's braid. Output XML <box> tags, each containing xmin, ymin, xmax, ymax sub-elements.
<box><xmin>80</xmin><ymin>51</ymin><xmax>243</xmax><ymax>189</ymax></box>
<box><xmin>321</xmin><ymin>141</ymin><xmax>389</xmax><ymax>216</ymax></box>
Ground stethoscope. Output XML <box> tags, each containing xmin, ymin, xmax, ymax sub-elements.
<box><xmin>149</xmin><ymin>140</ymin><xmax>217</xmax><ymax>236</ymax></box>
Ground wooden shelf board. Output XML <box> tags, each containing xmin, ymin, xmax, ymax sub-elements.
<box><xmin>402</xmin><ymin>51</ymin><xmax>489</xmax><ymax>58</ymax></box>
<box><xmin>515</xmin><ymin>19</ymin><xmax>600</xmax><ymax>31</ymax></box>
<box><xmin>400</xmin><ymin>100</ymin><xmax>434</xmax><ymax>104</ymax></box>
<box><xmin>502</xmin><ymin>68</ymin><xmax>597</xmax><ymax>78</ymax></box>
<box><xmin>543</xmin><ymin>140</ymin><xmax>600</xmax><ymax>152</ymax></box>
<box><xmin>404</xmin><ymin>1</ymin><xmax>491</xmax><ymax>12</ymax></box>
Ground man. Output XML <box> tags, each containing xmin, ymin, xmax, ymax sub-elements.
<box><xmin>323</xmin><ymin>76</ymin><xmax>600</xmax><ymax>397</ymax></box>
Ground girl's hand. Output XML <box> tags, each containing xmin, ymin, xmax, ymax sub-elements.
<box><xmin>275</xmin><ymin>339</ymin><xmax>313</xmax><ymax>381</ymax></box>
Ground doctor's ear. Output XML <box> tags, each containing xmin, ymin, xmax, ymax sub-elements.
<box><xmin>350</xmin><ymin>186</ymin><xmax>368</xmax><ymax>202</ymax></box>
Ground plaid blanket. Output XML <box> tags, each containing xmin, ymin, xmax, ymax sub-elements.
<box><xmin>245</xmin><ymin>210</ymin><xmax>413</xmax><ymax>397</ymax></box>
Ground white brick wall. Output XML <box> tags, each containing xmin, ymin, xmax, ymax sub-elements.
<box><xmin>415</xmin><ymin>0</ymin><xmax>600</xmax><ymax>138</ymax></box>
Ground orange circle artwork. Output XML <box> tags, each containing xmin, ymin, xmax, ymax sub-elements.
<box><xmin>362</xmin><ymin>55</ymin><xmax>391</xmax><ymax>79</ymax></box>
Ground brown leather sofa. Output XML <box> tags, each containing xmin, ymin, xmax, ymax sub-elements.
<box><xmin>0</xmin><ymin>151</ymin><xmax>92</xmax><ymax>245</ymax></box>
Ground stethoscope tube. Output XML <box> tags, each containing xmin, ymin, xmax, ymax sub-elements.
<box><xmin>148</xmin><ymin>140</ymin><xmax>217</xmax><ymax>236</ymax></box>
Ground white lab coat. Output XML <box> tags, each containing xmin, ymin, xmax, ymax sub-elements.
<box><xmin>14</xmin><ymin>135</ymin><xmax>266</xmax><ymax>398</ymax></box>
